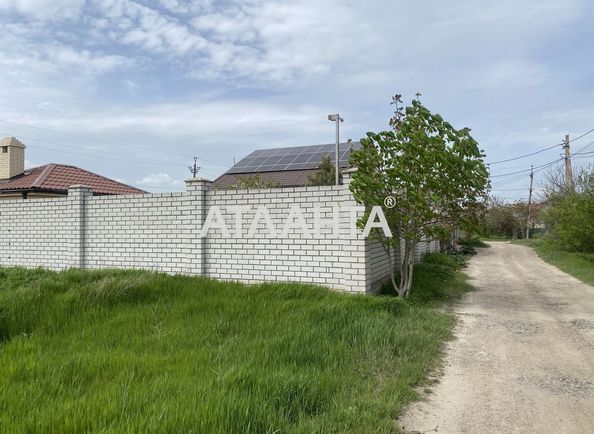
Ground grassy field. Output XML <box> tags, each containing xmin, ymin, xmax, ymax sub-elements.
<box><xmin>513</xmin><ymin>239</ymin><xmax>594</xmax><ymax>286</ymax></box>
<box><xmin>0</xmin><ymin>256</ymin><xmax>469</xmax><ymax>433</ymax></box>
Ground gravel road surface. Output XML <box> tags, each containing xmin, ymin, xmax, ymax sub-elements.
<box><xmin>401</xmin><ymin>242</ymin><xmax>594</xmax><ymax>434</ymax></box>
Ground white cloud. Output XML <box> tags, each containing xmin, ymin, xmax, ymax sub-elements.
<box><xmin>137</xmin><ymin>172</ymin><xmax>175</xmax><ymax>185</ymax></box>
<box><xmin>137</xmin><ymin>172</ymin><xmax>185</xmax><ymax>190</ymax></box>
<box><xmin>0</xmin><ymin>22</ymin><xmax>132</xmax><ymax>77</ymax></box>
<box><xmin>0</xmin><ymin>0</ymin><xmax>85</xmax><ymax>19</ymax></box>
<box><xmin>93</xmin><ymin>0</ymin><xmax>208</xmax><ymax>55</ymax></box>
<box><xmin>0</xmin><ymin>0</ymin><xmax>592</xmax><ymax>202</ymax></box>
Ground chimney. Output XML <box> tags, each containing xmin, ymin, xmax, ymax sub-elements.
<box><xmin>0</xmin><ymin>137</ymin><xmax>26</xmax><ymax>180</ymax></box>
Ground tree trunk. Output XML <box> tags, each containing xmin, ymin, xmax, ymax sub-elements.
<box><xmin>439</xmin><ymin>239</ymin><xmax>446</xmax><ymax>253</ymax></box>
<box><xmin>398</xmin><ymin>239</ymin><xmax>416</xmax><ymax>298</ymax></box>
<box><xmin>384</xmin><ymin>244</ymin><xmax>399</xmax><ymax>297</ymax></box>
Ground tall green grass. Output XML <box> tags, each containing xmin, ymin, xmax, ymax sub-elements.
<box><xmin>0</xmin><ymin>258</ymin><xmax>469</xmax><ymax>433</ymax></box>
<box><xmin>514</xmin><ymin>239</ymin><xmax>594</xmax><ymax>286</ymax></box>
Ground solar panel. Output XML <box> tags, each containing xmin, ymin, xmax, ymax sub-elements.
<box><xmin>226</xmin><ymin>142</ymin><xmax>361</xmax><ymax>175</ymax></box>
<box><xmin>278</xmin><ymin>155</ymin><xmax>296</xmax><ymax>164</ymax></box>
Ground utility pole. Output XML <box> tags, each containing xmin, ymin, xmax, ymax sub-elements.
<box><xmin>188</xmin><ymin>156</ymin><xmax>200</xmax><ymax>178</ymax></box>
<box><xmin>563</xmin><ymin>134</ymin><xmax>574</xmax><ymax>193</ymax></box>
<box><xmin>525</xmin><ymin>165</ymin><xmax>534</xmax><ymax>239</ymax></box>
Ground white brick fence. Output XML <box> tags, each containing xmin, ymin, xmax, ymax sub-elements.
<box><xmin>0</xmin><ymin>173</ymin><xmax>438</xmax><ymax>293</ymax></box>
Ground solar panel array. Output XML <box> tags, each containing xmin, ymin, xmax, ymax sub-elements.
<box><xmin>226</xmin><ymin>142</ymin><xmax>361</xmax><ymax>174</ymax></box>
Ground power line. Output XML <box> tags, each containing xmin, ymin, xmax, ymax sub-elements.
<box><xmin>491</xmin><ymin>187</ymin><xmax>543</xmax><ymax>192</ymax></box>
<box><xmin>490</xmin><ymin>168</ymin><xmax>532</xmax><ymax>178</ymax></box>
<box><xmin>0</xmin><ymin>119</ymin><xmax>230</xmax><ymax>169</ymax></box>
<box><xmin>0</xmin><ymin>131</ymin><xmax>219</xmax><ymax>178</ymax></box>
<box><xmin>1</xmin><ymin>131</ymin><xmax>186</xmax><ymax>167</ymax></box>
<box><xmin>493</xmin><ymin>172</ymin><xmax>535</xmax><ymax>187</ymax></box>
<box><xmin>489</xmin><ymin>158</ymin><xmax>562</xmax><ymax>178</ymax></box>
<box><xmin>0</xmin><ymin>119</ymin><xmax>190</xmax><ymax>160</ymax></box>
<box><xmin>486</xmin><ymin>143</ymin><xmax>560</xmax><ymax>165</ymax></box>
<box><xmin>568</xmin><ymin>128</ymin><xmax>594</xmax><ymax>143</ymax></box>
<box><xmin>574</xmin><ymin>140</ymin><xmax>594</xmax><ymax>154</ymax></box>
<box><xmin>486</xmin><ymin>128</ymin><xmax>594</xmax><ymax>166</ymax></box>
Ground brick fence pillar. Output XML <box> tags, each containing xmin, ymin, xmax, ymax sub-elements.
<box><xmin>68</xmin><ymin>185</ymin><xmax>93</xmax><ymax>269</ymax></box>
<box><xmin>337</xmin><ymin>168</ymin><xmax>369</xmax><ymax>292</ymax></box>
<box><xmin>184</xmin><ymin>178</ymin><xmax>212</xmax><ymax>275</ymax></box>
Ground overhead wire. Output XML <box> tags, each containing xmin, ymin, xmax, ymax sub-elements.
<box><xmin>1</xmin><ymin>132</ymin><xmax>186</xmax><ymax>166</ymax></box>
<box><xmin>485</xmin><ymin>132</ymin><xmax>592</xmax><ymax>201</ymax></box>
<box><xmin>574</xmin><ymin>140</ymin><xmax>594</xmax><ymax>155</ymax></box>
<box><xmin>568</xmin><ymin>128</ymin><xmax>594</xmax><ymax>143</ymax></box>
<box><xmin>486</xmin><ymin>143</ymin><xmax>561</xmax><ymax>165</ymax></box>
<box><xmin>491</xmin><ymin>187</ymin><xmax>543</xmax><ymax>192</ymax></box>
<box><xmin>0</xmin><ymin>132</ymin><xmax>220</xmax><ymax>178</ymax></box>
<box><xmin>489</xmin><ymin>158</ymin><xmax>562</xmax><ymax>178</ymax></box>
<box><xmin>485</xmin><ymin>127</ymin><xmax>594</xmax><ymax>166</ymax></box>
<box><xmin>0</xmin><ymin>119</ymin><xmax>230</xmax><ymax>169</ymax></box>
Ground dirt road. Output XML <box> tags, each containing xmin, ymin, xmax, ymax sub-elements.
<box><xmin>401</xmin><ymin>242</ymin><xmax>594</xmax><ymax>434</ymax></box>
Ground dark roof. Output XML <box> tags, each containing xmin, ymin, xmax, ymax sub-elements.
<box><xmin>215</xmin><ymin>141</ymin><xmax>360</xmax><ymax>188</ymax></box>
<box><xmin>0</xmin><ymin>164</ymin><xmax>146</xmax><ymax>195</ymax></box>
<box><xmin>215</xmin><ymin>169</ymin><xmax>316</xmax><ymax>188</ymax></box>
<box><xmin>226</xmin><ymin>141</ymin><xmax>361</xmax><ymax>174</ymax></box>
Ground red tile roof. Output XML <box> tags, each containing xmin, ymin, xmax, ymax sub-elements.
<box><xmin>0</xmin><ymin>164</ymin><xmax>146</xmax><ymax>195</ymax></box>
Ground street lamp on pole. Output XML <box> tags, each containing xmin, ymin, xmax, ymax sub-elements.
<box><xmin>328</xmin><ymin>114</ymin><xmax>343</xmax><ymax>186</ymax></box>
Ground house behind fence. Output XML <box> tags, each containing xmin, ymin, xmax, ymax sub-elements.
<box><xmin>0</xmin><ymin>172</ymin><xmax>438</xmax><ymax>293</ymax></box>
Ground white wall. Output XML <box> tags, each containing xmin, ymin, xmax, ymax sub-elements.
<box><xmin>0</xmin><ymin>175</ymin><xmax>437</xmax><ymax>293</ymax></box>
<box><xmin>365</xmin><ymin>239</ymin><xmax>398</xmax><ymax>292</ymax></box>
<box><xmin>205</xmin><ymin>185</ymin><xmax>366</xmax><ymax>292</ymax></box>
<box><xmin>0</xmin><ymin>196</ymin><xmax>73</xmax><ymax>269</ymax></box>
<box><xmin>84</xmin><ymin>192</ymin><xmax>199</xmax><ymax>274</ymax></box>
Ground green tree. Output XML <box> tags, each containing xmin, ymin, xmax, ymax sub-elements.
<box><xmin>307</xmin><ymin>154</ymin><xmax>341</xmax><ymax>186</ymax></box>
<box><xmin>484</xmin><ymin>197</ymin><xmax>527</xmax><ymax>239</ymax></box>
<box><xmin>349</xmin><ymin>95</ymin><xmax>488</xmax><ymax>297</ymax></box>
<box><xmin>542</xmin><ymin>171</ymin><xmax>594</xmax><ymax>253</ymax></box>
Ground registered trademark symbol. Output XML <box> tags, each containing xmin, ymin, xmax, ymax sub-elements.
<box><xmin>384</xmin><ymin>196</ymin><xmax>395</xmax><ymax>208</ymax></box>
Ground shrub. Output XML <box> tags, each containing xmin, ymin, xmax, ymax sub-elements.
<box><xmin>380</xmin><ymin>252</ymin><xmax>468</xmax><ymax>298</ymax></box>
<box><xmin>415</xmin><ymin>263</ymin><xmax>455</xmax><ymax>281</ymax></box>
<box><xmin>544</xmin><ymin>191</ymin><xmax>594</xmax><ymax>253</ymax></box>
<box><xmin>459</xmin><ymin>245</ymin><xmax>477</xmax><ymax>255</ymax></box>
<box><xmin>448</xmin><ymin>251</ymin><xmax>468</xmax><ymax>267</ymax></box>
<box><xmin>457</xmin><ymin>237</ymin><xmax>489</xmax><ymax>248</ymax></box>
<box><xmin>423</xmin><ymin>252</ymin><xmax>460</xmax><ymax>270</ymax></box>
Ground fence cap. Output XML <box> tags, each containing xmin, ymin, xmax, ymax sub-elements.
<box><xmin>184</xmin><ymin>177</ymin><xmax>212</xmax><ymax>183</ymax></box>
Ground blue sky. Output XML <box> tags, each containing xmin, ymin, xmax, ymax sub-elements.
<box><xmin>0</xmin><ymin>0</ymin><xmax>593</xmax><ymax>199</ymax></box>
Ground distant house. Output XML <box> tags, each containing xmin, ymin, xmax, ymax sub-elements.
<box><xmin>0</xmin><ymin>136</ymin><xmax>145</xmax><ymax>199</ymax></box>
<box><xmin>215</xmin><ymin>141</ymin><xmax>361</xmax><ymax>188</ymax></box>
